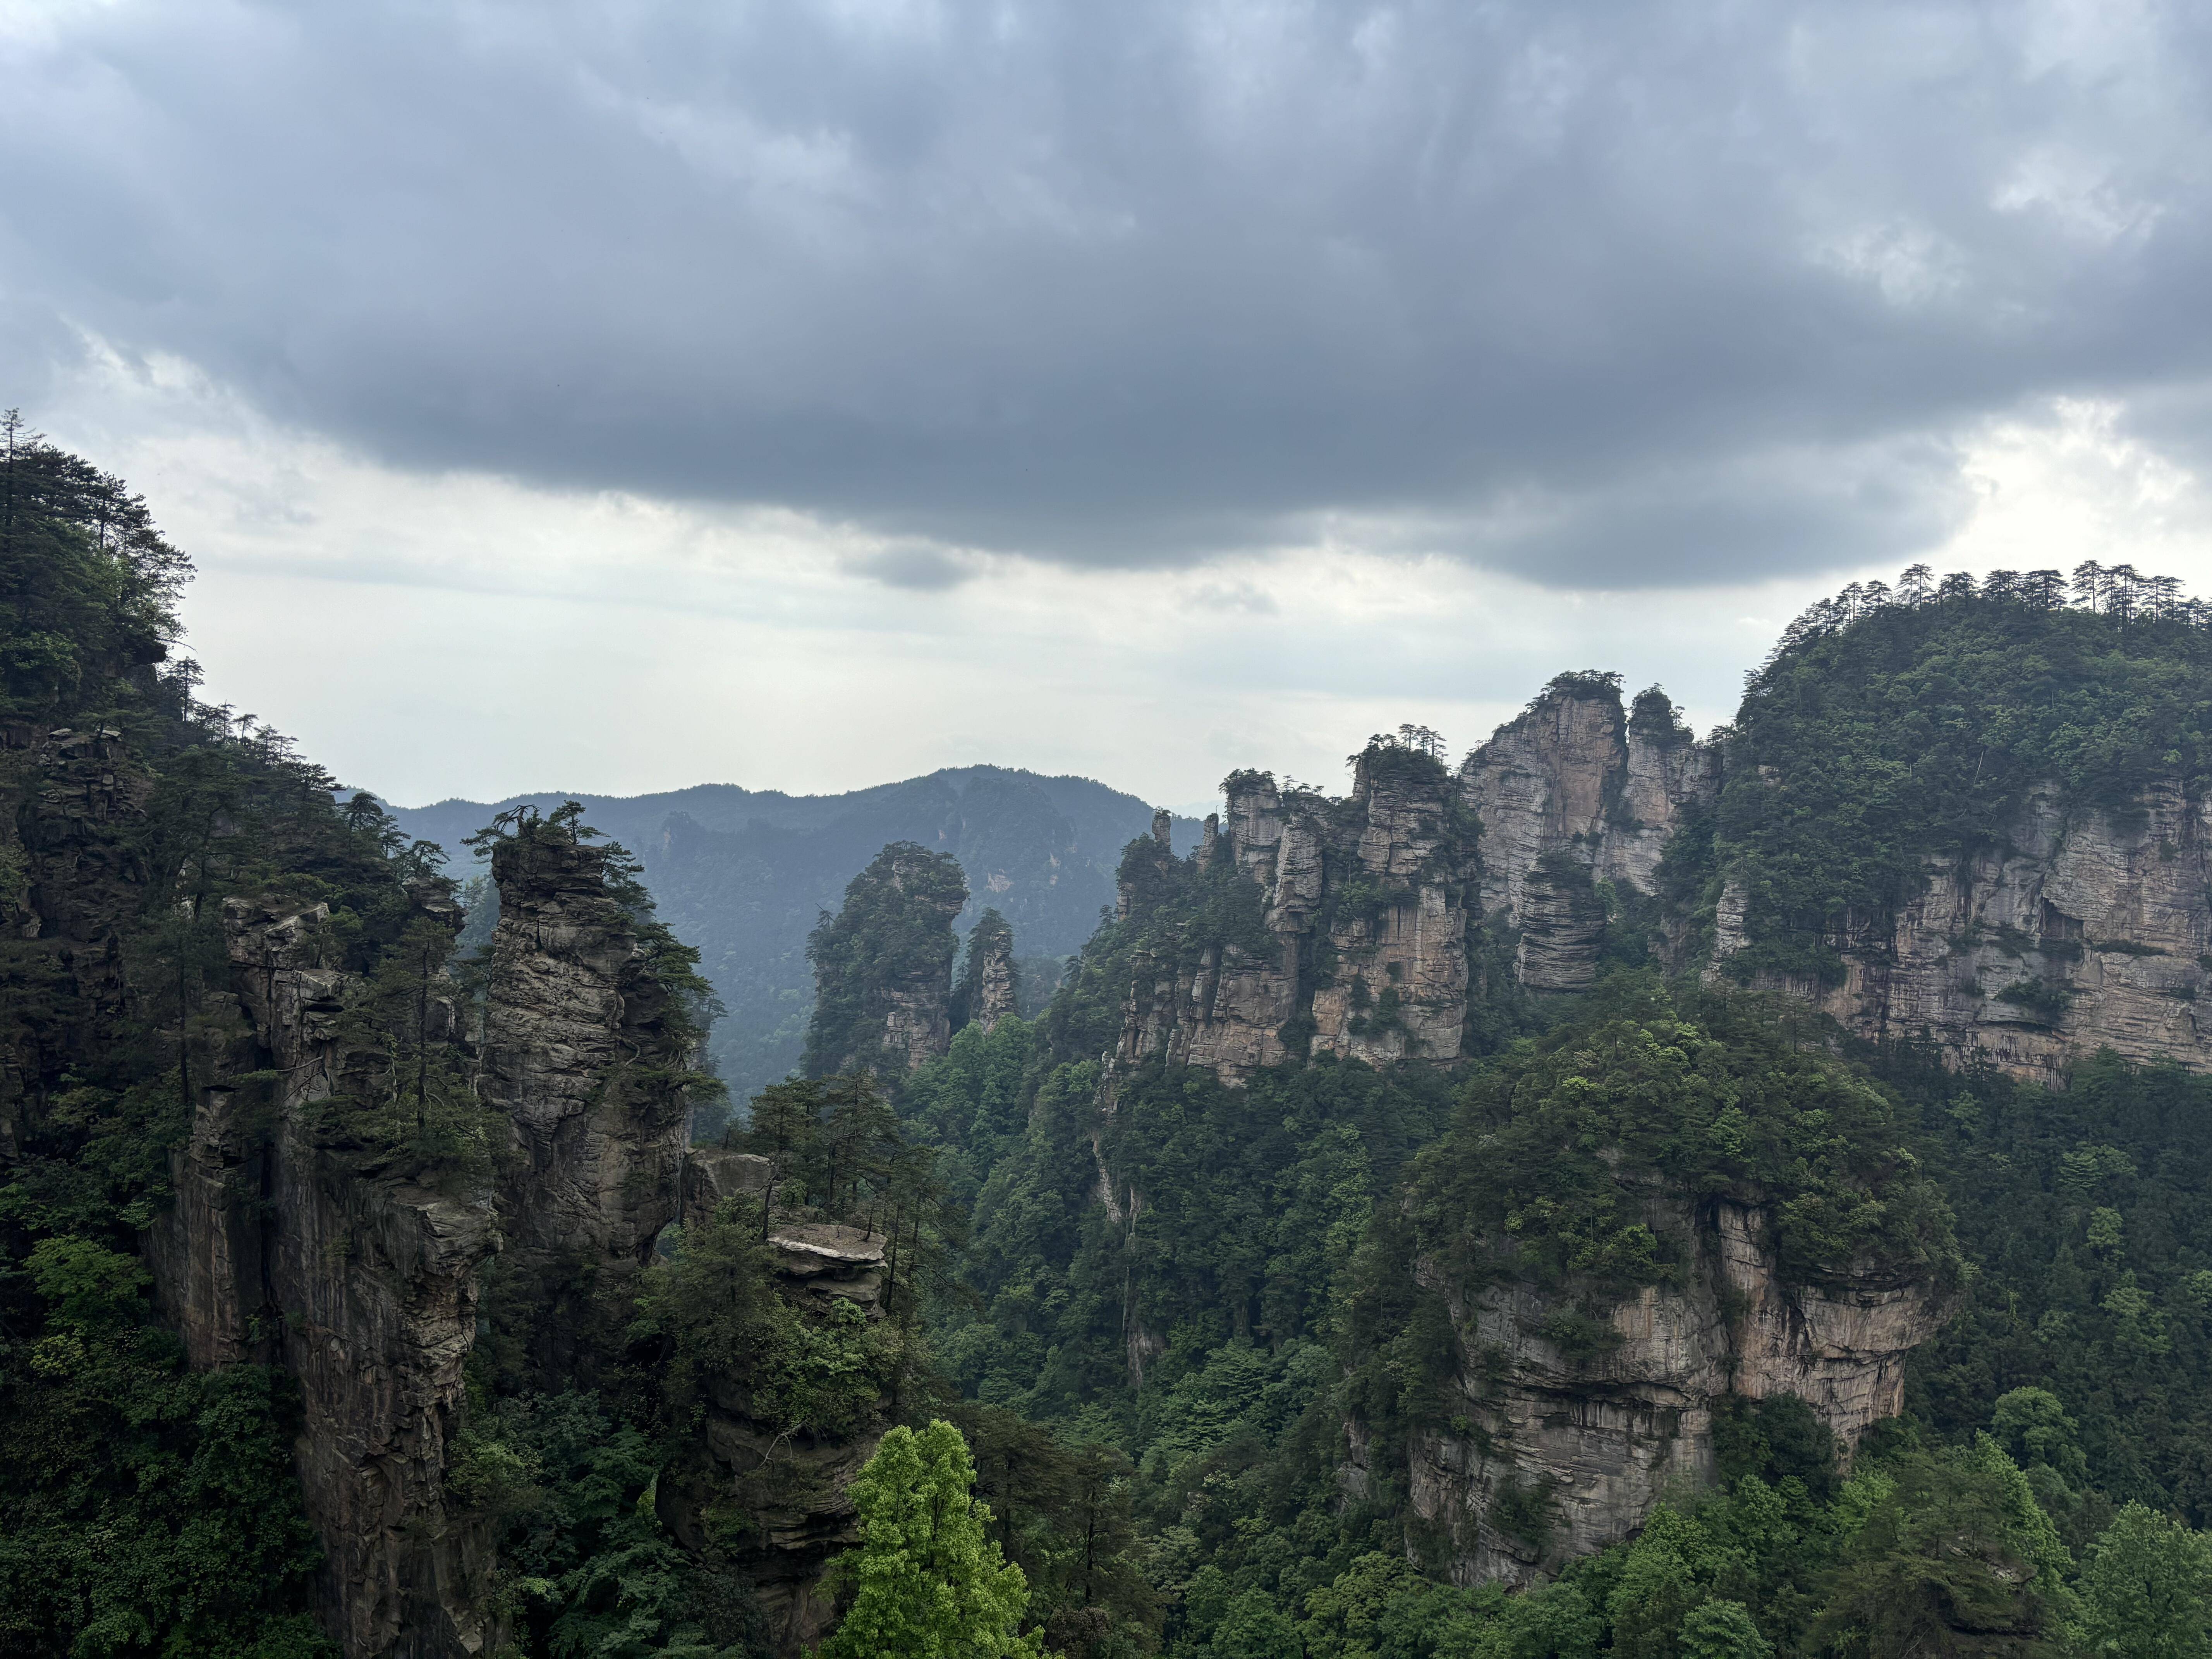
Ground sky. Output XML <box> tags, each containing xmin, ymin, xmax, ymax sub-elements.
<box><xmin>7</xmin><ymin>0</ymin><xmax>2212</xmax><ymax>813</ymax></box>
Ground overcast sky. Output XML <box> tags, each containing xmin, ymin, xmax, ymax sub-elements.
<box><xmin>8</xmin><ymin>0</ymin><xmax>2212</xmax><ymax>811</ymax></box>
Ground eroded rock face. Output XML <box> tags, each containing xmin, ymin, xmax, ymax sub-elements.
<box><xmin>1713</xmin><ymin>781</ymin><xmax>2212</xmax><ymax>1080</ymax></box>
<box><xmin>482</xmin><ymin>832</ymin><xmax>693</xmax><ymax>1382</ymax></box>
<box><xmin>957</xmin><ymin>910</ymin><xmax>1020</xmax><ymax>1034</ymax></box>
<box><xmin>1402</xmin><ymin>1200</ymin><xmax>1947</xmax><ymax>1587</ymax></box>
<box><xmin>1308</xmin><ymin>751</ymin><xmax>1470</xmax><ymax>1065</ymax></box>
<box><xmin>658</xmin><ymin>1187</ymin><xmax>891</xmax><ymax>1654</ymax></box>
<box><xmin>146</xmin><ymin>897</ymin><xmax>494</xmax><ymax>1659</ymax></box>
<box><xmin>1111</xmin><ymin>755</ymin><xmax>1473</xmax><ymax>1084</ymax></box>
<box><xmin>1459</xmin><ymin>685</ymin><xmax>1719</xmax><ymax>989</ymax></box>
<box><xmin>1456</xmin><ymin>682</ymin><xmax>2212</xmax><ymax>1079</ymax></box>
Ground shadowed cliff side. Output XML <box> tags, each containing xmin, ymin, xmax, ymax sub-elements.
<box><xmin>803</xmin><ymin>841</ymin><xmax>969</xmax><ymax>1080</ymax></box>
<box><xmin>1341</xmin><ymin>982</ymin><xmax>1958</xmax><ymax>1586</ymax></box>
<box><xmin>479</xmin><ymin>811</ymin><xmax>702</xmax><ymax>1386</ymax></box>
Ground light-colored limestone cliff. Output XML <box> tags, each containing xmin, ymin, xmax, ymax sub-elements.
<box><xmin>482</xmin><ymin>831</ymin><xmax>693</xmax><ymax>1381</ymax></box>
<box><xmin>1308</xmin><ymin>750</ymin><xmax>1470</xmax><ymax>1065</ymax></box>
<box><xmin>1458</xmin><ymin>684</ymin><xmax>1718</xmax><ymax>988</ymax></box>
<box><xmin>1400</xmin><ymin>1199</ymin><xmax>1946</xmax><ymax>1587</ymax></box>
<box><xmin>1713</xmin><ymin>780</ymin><xmax>2212</xmax><ymax>1080</ymax></box>
<box><xmin>1111</xmin><ymin>753</ymin><xmax>1472</xmax><ymax>1084</ymax></box>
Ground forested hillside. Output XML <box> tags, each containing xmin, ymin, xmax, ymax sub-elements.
<box><xmin>390</xmin><ymin>773</ymin><xmax>1200</xmax><ymax>1100</ymax></box>
<box><xmin>18</xmin><ymin>414</ymin><xmax>2212</xmax><ymax>1659</ymax></box>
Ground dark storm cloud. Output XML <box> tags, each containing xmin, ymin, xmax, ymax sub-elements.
<box><xmin>4</xmin><ymin>0</ymin><xmax>2210</xmax><ymax>585</ymax></box>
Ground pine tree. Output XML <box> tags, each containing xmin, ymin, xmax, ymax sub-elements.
<box><xmin>818</xmin><ymin>1421</ymin><xmax>1042</xmax><ymax>1659</ymax></box>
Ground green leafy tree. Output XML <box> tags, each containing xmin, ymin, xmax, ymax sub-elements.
<box><xmin>1678</xmin><ymin>1601</ymin><xmax>1769</xmax><ymax>1659</ymax></box>
<box><xmin>1812</xmin><ymin>1442</ymin><xmax>2075</xmax><ymax>1657</ymax></box>
<box><xmin>2074</xmin><ymin>1503</ymin><xmax>2212</xmax><ymax>1659</ymax></box>
<box><xmin>818</xmin><ymin>1420</ymin><xmax>1044</xmax><ymax>1659</ymax></box>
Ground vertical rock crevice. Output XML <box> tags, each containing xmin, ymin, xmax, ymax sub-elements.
<box><xmin>480</xmin><ymin>829</ymin><xmax>692</xmax><ymax>1384</ymax></box>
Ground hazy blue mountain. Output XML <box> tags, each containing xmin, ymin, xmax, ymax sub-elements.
<box><xmin>388</xmin><ymin>766</ymin><xmax>1202</xmax><ymax>1101</ymax></box>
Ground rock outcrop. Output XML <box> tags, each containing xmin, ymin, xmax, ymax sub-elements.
<box><xmin>481</xmin><ymin>830</ymin><xmax>694</xmax><ymax>1383</ymax></box>
<box><xmin>1713</xmin><ymin>782</ymin><xmax>2212</xmax><ymax>1082</ymax></box>
<box><xmin>955</xmin><ymin>908</ymin><xmax>1019</xmax><ymax>1034</ymax></box>
<box><xmin>1459</xmin><ymin>680</ymin><xmax>1718</xmax><ymax>988</ymax></box>
<box><xmin>804</xmin><ymin>841</ymin><xmax>969</xmax><ymax>1078</ymax></box>
<box><xmin>147</xmin><ymin>896</ymin><xmax>494</xmax><ymax>1659</ymax></box>
<box><xmin>1398</xmin><ymin>1200</ymin><xmax>1948</xmax><ymax>1587</ymax></box>
<box><xmin>1448</xmin><ymin>676</ymin><xmax>2212</xmax><ymax>1081</ymax></box>
<box><xmin>660</xmin><ymin>1175</ymin><xmax>892</xmax><ymax>1652</ymax></box>
<box><xmin>1110</xmin><ymin>748</ymin><xmax>1473</xmax><ymax>1083</ymax></box>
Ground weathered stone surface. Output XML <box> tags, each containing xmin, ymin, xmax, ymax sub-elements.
<box><xmin>1713</xmin><ymin>780</ymin><xmax>2212</xmax><ymax>1080</ymax></box>
<box><xmin>1513</xmin><ymin>858</ymin><xmax>1607</xmax><ymax>993</ymax></box>
<box><xmin>1401</xmin><ymin>1199</ymin><xmax>1947</xmax><ymax>1587</ymax></box>
<box><xmin>657</xmin><ymin>1220</ymin><xmax>893</xmax><ymax>1653</ymax></box>
<box><xmin>682</xmin><ymin>1146</ymin><xmax>773</xmax><ymax>1226</ymax></box>
<box><xmin>146</xmin><ymin>897</ymin><xmax>495</xmax><ymax>1659</ymax></box>
<box><xmin>1460</xmin><ymin>684</ymin><xmax>1719</xmax><ymax>987</ymax></box>
<box><xmin>482</xmin><ymin>832</ymin><xmax>692</xmax><ymax>1381</ymax></box>
<box><xmin>1308</xmin><ymin>751</ymin><xmax>1470</xmax><ymax>1065</ymax></box>
<box><xmin>1111</xmin><ymin>754</ymin><xmax>1472</xmax><ymax>1084</ymax></box>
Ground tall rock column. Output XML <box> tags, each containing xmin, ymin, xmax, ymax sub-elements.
<box><xmin>954</xmin><ymin>908</ymin><xmax>1020</xmax><ymax>1033</ymax></box>
<box><xmin>1307</xmin><ymin>744</ymin><xmax>1472</xmax><ymax>1063</ymax></box>
<box><xmin>802</xmin><ymin>841</ymin><xmax>969</xmax><ymax>1078</ymax></box>
<box><xmin>148</xmin><ymin>896</ymin><xmax>495</xmax><ymax>1659</ymax></box>
<box><xmin>1460</xmin><ymin>678</ymin><xmax>1719</xmax><ymax>986</ymax></box>
<box><xmin>481</xmin><ymin>827</ymin><xmax>692</xmax><ymax>1382</ymax></box>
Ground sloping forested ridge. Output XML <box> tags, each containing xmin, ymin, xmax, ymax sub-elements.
<box><xmin>13</xmin><ymin>414</ymin><xmax>2212</xmax><ymax>1659</ymax></box>
<box><xmin>0</xmin><ymin>413</ymin><xmax>374</xmax><ymax>1652</ymax></box>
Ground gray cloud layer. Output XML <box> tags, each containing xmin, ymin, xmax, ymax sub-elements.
<box><xmin>5</xmin><ymin>0</ymin><xmax>2210</xmax><ymax>584</ymax></box>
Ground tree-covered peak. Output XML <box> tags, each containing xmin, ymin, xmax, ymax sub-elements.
<box><xmin>1407</xmin><ymin>976</ymin><xmax>1958</xmax><ymax>1295</ymax></box>
<box><xmin>1713</xmin><ymin>562</ymin><xmax>2212</xmax><ymax>985</ymax></box>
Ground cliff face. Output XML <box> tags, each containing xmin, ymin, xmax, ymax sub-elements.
<box><xmin>1396</xmin><ymin>1201</ymin><xmax>1947</xmax><ymax>1587</ymax></box>
<box><xmin>147</xmin><ymin>896</ymin><xmax>494</xmax><ymax>1659</ymax></box>
<box><xmin>1456</xmin><ymin>683</ymin><xmax>2212</xmax><ymax>1082</ymax></box>
<box><xmin>1713</xmin><ymin>781</ymin><xmax>2212</xmax><ymax>1082</ymax></box>
<box><xmin>1458</xmin><ymin>684</ymin><xmax>1718</xmax><ymax>989</ymax></box>
<box><xmin>1111</xmin><ymin>752</ymin><xmax>1473</xmax><ymax>1083</ymax></box>
<box><xmin>481</xmin><ymin>832</ymin><xmax>692</xmax><ymax>1382</ymax></box>
<box><xmin>662</xmin><ymin>1159</ymin><xmax>891</xmax><ymax>1652</ymax></box>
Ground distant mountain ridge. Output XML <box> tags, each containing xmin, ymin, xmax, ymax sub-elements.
<box><xmin>387</xmin><ymin>766</ymin><xmax>1202</xmax><ymax>1101</ymax></box>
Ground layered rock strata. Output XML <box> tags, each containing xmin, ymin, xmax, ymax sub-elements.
<box><xmin>1712</xmin><ymin>782</ymin><xmax>2212</xmax><ymax>1080</ymax></box>
<box><xmin>481</xmin><ymin>831</ymin><xmax>694</xmax><ymax>1382</ymax></box>
<box><xmin>1398</xmin><ymin>1200</ymin><xmax>1947</xmax><ymax>1587</ymax></box>
<box><xmin>1447</xmin><ymin>677</ymin><xmax>2212</xmax><ymax>1079</ymax></box>
<box><xmin>1458</xmin><ymin>683</ymin><xmax>1718</xmax><ymax>986</ymax></box>
<box><xmin>148</xmin><ymin>896</ymin><xmax>493</xmax><ymax>1659</ymax></box>
<box><xmin>1111</xmin><ymin>750</ymin><xmax>1473</xmax><ymax>1084</ymax></box>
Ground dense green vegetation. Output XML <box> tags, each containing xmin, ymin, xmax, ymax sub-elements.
<box><xmin>0</xmin><ymin>414</ymin><xmax>434</xmax><ymax>1656</ymax></box>
<box><xmin>803</xmin><ymin>842</ymin><xmax>970</xmax><ymax>1079</ymax></box>
<box><xmin>1708</xmin><ymin>563</ymin><xmax>2212</xmax><ymax>985</ymax></box>
<box><xmin>819</xmin><ymin>1421</ymin><xmax>1044</xmax><ymax>1659</ymax></box>
<box><xmin>21</xmin><ymin>410</ymin><xmax>2212</xmax><ymax>1659</ymax></box>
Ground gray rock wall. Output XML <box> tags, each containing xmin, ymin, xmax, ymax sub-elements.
<box><xmin>483</xmin><ymin>831</ymin><xmax>693</xmax><ymax>1382</ymax></box>
<box><xmin>146</xmin><ymin>897</ymin><xmax>494</xmax><ymax>1659</ymax></box>
<box><xmin>1403</xmin><ymin>1200</ymin><xmax>1947</xmax><ymax>1587</ymax></box>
